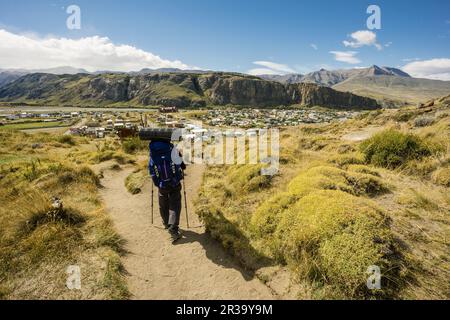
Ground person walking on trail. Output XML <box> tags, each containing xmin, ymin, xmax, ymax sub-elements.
<box><xmin>148</xmin><ymin>139</ymin><xmax>186</xmax><ymax>243</ymax></box>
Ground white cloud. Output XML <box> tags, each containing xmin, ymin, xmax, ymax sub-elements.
<box><xmin>310</xmin><ymin>43</ymin><xmax>318</xmax><ymax>50</ymax></box>
<box><xmin>329</xmin><ymin>51</ymin><xmax>361</xmax><ymax>64</ymax></box>
<box><xmin>402</xmin><ymin>57</ymin><xmax>421</xmax><ymax>62</ymax></box>
<box><xmin>402</xmin><ymin>58</ymin><xmax>450</xmax><ymax>80</ymax></box>
<box><xmin>247</xmin><ymin>68</ymin><xmax>281</xmax><ymax>75</ymax></box>
<box><xmin>0</xmin><ymin>29</ymin><xmax>193</xmax><ymax>72</ymax></box>
<box><xmin>343</xmin><ymin>30</ymin><xmax>382</xmax><ymax>50</ymax></box>
<box><xmin>252</xmin><ymin>61</ymin><xmax>296</xmax><ymax>74</ymax></box>
<box><xmin>247</xmin><ymin>61</ymin><xmax>296</xmax><ymax>75</ymax></box>
<box><xmin>384</xmin><ymin>41</ymin><xmax>393</xmax><ymax>47</ymax></box>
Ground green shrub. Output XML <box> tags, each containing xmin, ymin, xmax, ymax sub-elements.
<box><xmin>360</xmin><ymin>130</ymin><xmax>432</xmax><ymax>169</ymax></box>
<box><xmin>227</xmin><ymin>164</ymin><xmax>271</xmax><ymax>193</ymax></box>
<box><xmin>270</xmin><ymin>190</ymin><xmax>394</xmax><ymax>296</ymax></box>
<box><xmin>249</xmin><ymin>164</ymin><xmax>396</xmax><ymax>297</ymax></box>
<box><xmin>287</xmin><ymin>166</ymin><xmax>388</xmax><ymax>198</ymax></box>
<box><xmin>250</xmin><ymin>192</ymin><xmax>299</xmax><ymax>238</ymax></box>
<box><xmin>122</xmin><ymin>137</ymin><xmax>147</xmax><ymax>154</ymax></box>
<box><xmin>57</xmin><ymin>135</ymin><xmax>76</xmax><ymax>146</ymax></box>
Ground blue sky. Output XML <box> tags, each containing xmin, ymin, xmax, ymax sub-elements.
<box><xmin>0</xmin><ymin>0</ymin><xmax>449</xmax><ymax>78</ymax></box>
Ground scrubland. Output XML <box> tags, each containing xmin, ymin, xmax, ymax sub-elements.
<box><xmin>0</xmin><ymin>131</ymin><xmax>130</xmax><ymax>299</ymax></box>
<box><xmin>195</xmin><ymin>102</ymin><xmax>450</xmax><ymax>299</ymax></box>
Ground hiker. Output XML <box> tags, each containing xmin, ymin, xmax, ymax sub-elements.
<box><xmin>149</xmin><ymin>139</ymin><xmax>186</xmax><ymax>242</ymax></box>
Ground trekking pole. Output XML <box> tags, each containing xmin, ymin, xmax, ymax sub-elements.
<box><xmin>151</xmin><ymin>183</ymin><xmax>154</xmax><ymax>225</ymax></box>
<box><xmin>182</xmin><ymin>173</ymin><xmax>190</xmax><ymax>229</ymax></box>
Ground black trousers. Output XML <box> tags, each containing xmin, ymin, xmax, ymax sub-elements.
<box><xmin>158</xmin><ymin>183</ymin><xmax>182</xmax><ymax>231</ymax></box>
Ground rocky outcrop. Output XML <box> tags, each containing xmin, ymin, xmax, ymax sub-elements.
<box><xmin>287</xmin><ymin>83</ymin><xmax>380</xmax><ymax>109</ymax></box>
<box><xmin>200</xmin><ymin>74</ymin><xmax>290</xmax><ymax>106</ymax></box>
<box><xmin>0</xmin><ymin>72</ymin><xmax>380</xmax><ymax>109</ymax></box>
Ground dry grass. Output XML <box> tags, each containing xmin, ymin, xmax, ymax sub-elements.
<box><xmin>0</xmin><ymin>130</ymin><xmax>129</xmax><ymax>299</ymax></box>
<box><xmin>195</xmin><ymin>103</ymin><xmax>450</xmax><ymax>299</ymax></box>
<box><xmin>125</xmin><ymin>161</ymin><xmax>148</xmax><ymax>194</ymax></box>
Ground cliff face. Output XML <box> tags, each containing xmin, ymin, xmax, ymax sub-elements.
<box><xmin>287</xmin><ymin>83</ymin><xmax>380</xmax><ymax>109</ymax></box>
<box><xmin>199</xmin><ymin>74</ymin><xmax>290</xmax><ymax>106</ymax></box>
<box><xmin>0</xmin><ymin>72</ymin><xmax>380</xmax><ymax>109</ymax></box>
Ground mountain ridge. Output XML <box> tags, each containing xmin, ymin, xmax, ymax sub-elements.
<box><xmin>0</xmin><ymin>72</ymin><xmax>380</xmax><ymax>109</ymax></box>
<box><xmin>258</xmin><ymin>65</ymin><xmax>412</xmax><ymax>86</ymax></box>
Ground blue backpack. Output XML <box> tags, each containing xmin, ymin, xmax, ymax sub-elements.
<box><xmin>149</xmin><ymin>141</ymin><xmax>183</xmax><ymax>189</ymax></box>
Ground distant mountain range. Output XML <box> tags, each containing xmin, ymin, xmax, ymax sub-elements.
<box><xmin>1</xmin><ymin>64</ymin><xmax>449</xmax><ymax>107</ymax></box>
<box><xmin>258</xmin><ymin>65</ymin><xmax>450</xmax><ymax>106</ymax></box>
<box><xmin>0</xmin><ymin>72</ymin><xmax>379</xmax><ymax>109</ymax></box>
<box><xmin>0</xmin><ymin>67</ymin><xmax>210</xmax><ymax>88</ymax></box>
<box><xmin>259</xmin><ymin>65</ymin><xmax>411</xmax><ymax>86</ymax></box>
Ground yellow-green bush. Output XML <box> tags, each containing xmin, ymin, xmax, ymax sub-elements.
<box><xmin>250</xmin><ymin>192</ymin><xmax>299</xmax><ymax>238</ymax></box>
<box><xmin>227</xmin><ymin>164</ymin><xmax>271</xmax><ymax>194</ymax></box>
<box><xmin>360</xmin><ymin>129</ymin><xmax>433</xmax><ymax>169</ymax></box>
<box><xmin>249</xmin><ymin>164</ymin><xmax>396</xmax><ymax>297</ymax></box>
<box><xmin>287</xmin><ymin>166</ymin><xmax>388</xmax><ymax>197</ymax></box>
<box><xmin>318</xmin><ymin>216</ymin><xmax>392</xmax><ymax>296</ymax></box>
<box><xmin>347</xmin><ymin>164</ymin><xmax>380</xmax><ymax>177</ymax></box>
<box><xmin>262</xmin><ymin>190</ymin><xmax>393</xmax><ymax>296</ymax></box>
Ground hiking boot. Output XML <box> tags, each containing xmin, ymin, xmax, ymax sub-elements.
<box><xmin>169</xmin><ymin>229</ymin><xmax>182</xmax><ymax>243</ymax></box>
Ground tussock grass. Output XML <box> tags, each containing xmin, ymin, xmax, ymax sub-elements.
<box><xmin>249</xmin><ymin>164</ymin><xmax>396</xmax><ymax>298</ymax></box>
<box><xmin>125</xmin><ymin>170</ymin><xmax>147</xmax><ymax>194</ymax></box>
<box><xmin>431</xmin><ymin>167</ymin><xmax>450</xmax><ymax>187</ymax></box>
<box><xmin>347</xmin><ymin>164</ymin><xmax>380</xmax><ymax>177</ymax></box>
<box><xmin>195</xmin><ymin>104</ymin><xmax>450</xmax><ymax>299</ymax></box>
<box><xmin>227</xmin><ymin>164</ymin><xmax>272</xmax><ymax>194</ymax></box>
<box><xmin>360</xmin><ymin>129</ymin><xmax>434</xmax><ymax>169</ymax></box>
<box><xmin>124</xmin><ymin>160</ymin><xmax>149</xmax><ymax>195</ymax></box>
<box><xmin>57</xmin><ymin>135</ymin><xmax>76</xmax><ymax>146</ymax></box>
<box><xmin>273</xmin><ymin>190</ymin><xmax>395</xmax><ymax>297</ymax></box>
<box><xmin>122</xmin><ymin>137</ymin><xmax>147</xmax><ymax>154</ymax></box>
<box><xmin>288</xmin><ymin>166</ymin><xmax>388</xmax><ymax>198</ymax></box>
<box><xmin>0</xmin><ymin>130</ymin><xmax>129</xmax><ymax>299</ymax></box>
<box><xmin>90</xmin><ymin>150</ymin><xmax>135</xmax><ymax>165</ymax></box>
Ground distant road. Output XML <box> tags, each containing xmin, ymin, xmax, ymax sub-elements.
<box><xmin>21</xmin><ymin>126</ymin><xmax>69</xmax><ymax>134</ymax></box>
<box><xmin>0</xmin><ymin>106</ymin><xmax>157</xmax><ymax>113</ymax></box>
<box><xmin>20</xmin><ymin>119</ymin><xmax>84</xmax><ymax>135</ymax></box>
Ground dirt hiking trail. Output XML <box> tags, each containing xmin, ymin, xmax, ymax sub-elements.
<box><xmin>99</xmin><ymin>164</ymin><xmax>275</xmax><ymax>300</ymax></box>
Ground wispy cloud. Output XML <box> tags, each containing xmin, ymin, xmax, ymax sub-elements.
<box><xmin>247</xmin><ymin>61</ymin><xmax>296</xmax><ymax>75</ymax></box>
<box><xmin>343</xmin><ymin>30</ymin><xmax>382</xmax><ymax>50</ymax></box>
<box><xmin>402</xmin><ymin>57</ymin><xmax>421</xmax><ymax>62</ymax></box>
<box><xmin>329</xmin><ymin>51</ymin><xmax>361</xmax><ymax>64</ymax></box>
<box><xmin>0</xmin><ymin>29</ymin><xmax>193</xmax><ymax>72</ymax></box>
<box><xmin>402</xmin><ymin>58</ymin><xmax>450</xmax><ymax>80</ymax></box>
<box><xmin>310</xmin><ymin>43</ymin><xmax>318</xmax><ymax>50</ymax></box>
